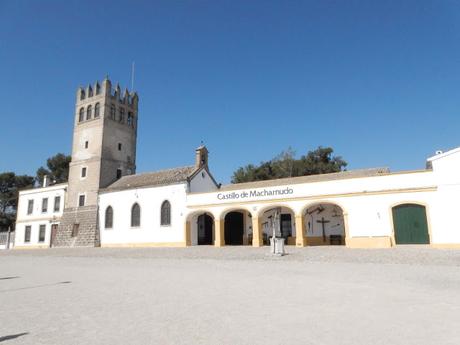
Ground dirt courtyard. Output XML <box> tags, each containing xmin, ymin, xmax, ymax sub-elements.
<box><xmin>1</xmin><ymin>246</ymin><xmax>459</xmax><ymax>345</ymax></box>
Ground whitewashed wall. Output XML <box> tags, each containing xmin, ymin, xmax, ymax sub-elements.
<box><xmin>99</xmin><ymin>183</ymin><xmax>188</xmax><ymax>246</ymax></box>
<box><xmin>185</xmin><ymin>149</ymin><xmax>460</xmax><ymax>246</ymax></box>
<box><xmin>189</xmin><ymin>168</ymin><xmax>218</xmax><ymax>193</ymax></box>
<box><xmin>15</xmin><ymin>184</ymin><xmax>67</xmax><ymax>248</ymax></box>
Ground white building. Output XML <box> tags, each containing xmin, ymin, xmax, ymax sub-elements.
<box><xmin>15</xmin><ymin>182</ymin><xmax>67</xmax><ymax>249</ymax></box>
<box><xmin>13</xmin><ymin>78</ymin><xmax>460</xmax><ymax>249</ymax></box>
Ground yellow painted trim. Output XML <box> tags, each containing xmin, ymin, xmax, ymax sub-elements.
<box><xmin>431</xmin><ymin>243</ymin><xmax>460</xmax><ymax>249</ymax></box>
<box><xmin>295</xmin><ymin>215</ymin><xmax>306</xmax><ymax>247</ymax></box>
<box><xmin>214</xmin><ymin>219</ymin><xmax>224</xmax><ymax>247</ymax></box>
<box><xmin>14</xmin><ymin>245</ymin><xmax>50</xmax><ymax>250</ymax></box>
<box><xmin>188</xmin><ymin>186</ymin><xmax>437</xmax><ymax>209</ymax></box>
<box><xmin>252</xmin><ymin>217</ymin><xmax>262</xmax><ymax>247</ymax></box>
<box><xmin>101</xmin><ymin>242</ymin><xmax>186</xmax><ymax>248</ymax></box>
<box><xmin>346</xmin><ymin>236</ymin><xmax>392</xmax><ymax>248</ymax></box>
<box><xmin>185</xmin><ymin>221</ymin><xmax>191</xmax><ymax>246</ymax></box>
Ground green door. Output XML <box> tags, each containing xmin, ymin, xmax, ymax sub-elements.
<box><xmin>392</xmin><ymin>204</ymin><xmax>430</xmax><ymax>244</ymax></box>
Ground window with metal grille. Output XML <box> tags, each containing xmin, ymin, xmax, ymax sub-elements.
<box><xmin>42</xmin><ymin>198</ymin><xmax>48</xmax><ymax>213</ymax></box>
<box><xmin>78</xmin><ymin>195</ymin><xmax>85</xmax><ymax>207</ymax></box>
<box><xmin>54</xmin><ymin>196</ymin><xmax>61</xmax><ymax>212</ymax></box>
<box><xmin>27</xmin><ymin>200</ymin><xmax>34</xmax><ymax>215</ymax></box>
<box><xmin>24</xmin><ymin>226</ymin><xmax>31</xmax><ymax>242</ymax></box>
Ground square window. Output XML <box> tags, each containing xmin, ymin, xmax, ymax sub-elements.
<box><xmin>81</xmin><ymin>167</ymin><xmax>87</xmax><ymax>178</ymax></box>
<box><xmin>78</xmin><ymin>195</ymin><xmax>85</xmax><ymax>207</ymax></box>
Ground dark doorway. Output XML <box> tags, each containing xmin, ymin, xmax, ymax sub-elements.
<box><xmin>197</xmin><ymin>214</ymin><xmax>213</xmax><ymax>245</ymax></box>
<box><xmin>393</xmin><ymin>204</ymin><xmax>430</xmax><ymax>244</ymax></box>
<box><xmin>50</xmin><ymin>224</ymin><xmax>58</xmax><ymax>247</ymax></box>
<box><xmin>224</xmin><ymin>212</ymin><xmax>244</xmax><ymax>245</ymax></box>
<box><xmin>280</xmin><ymin>214</ymin><xmax>292</xmax><ymax>241</ymax></box>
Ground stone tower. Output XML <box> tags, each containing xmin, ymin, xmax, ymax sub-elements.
<box><xmin>54</xmin><ymin>77</ymin><xmax>138</xmax><ymax>247</ymax></box>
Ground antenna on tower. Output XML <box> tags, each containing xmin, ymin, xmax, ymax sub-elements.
<box><xmin>131</xmin><ymin>61</ymin><xmax>135</xmax><ymax>91</ymax></box>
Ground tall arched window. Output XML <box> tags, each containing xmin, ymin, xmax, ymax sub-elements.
<box><xmin>161</xmin><ymin>200</ymin><xmax>171</xmax><ymax>226</ymax></box>
<box><xmin>94</xmin><ymin>103</ymin><xmax>100</xmax><ymax>118</ymax></box>
<box><xmin>86</xmin><ymin>105</ymin><xmax>92</xmax><ymax>120</ymax></box>
<box><xmin>110</xmin><ymin>104</ymin><xmax>116</xmax><ymax>120</ymax></box>
<box><xmin>127</xmin><ymin>112</ymin><xmax>133</xmax><ymax>127</ymax></box>
<box><xmin>119</xmin><ymin>108</ymin><xmax>125</xmax><ymax>123</ymax></box>
<box><xmin>79</xmin><ymin>107</ymin><xmax>84</xmax><ymax>122</ymax></box>
<box><xmin>131</xmin><ymin>203</ymin><xmax>140</xmax><ymax>227</ymax></box>
<box><xmin>105</xmin><ymin>206</ymin><xmax>113</xmax><ymax>229</ymax></box>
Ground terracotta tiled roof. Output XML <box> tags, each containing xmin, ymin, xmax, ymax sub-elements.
<box><xmin>102</xmin><ymin>166</ymin><xmax>197</xmax><ymax>192</ymax></box>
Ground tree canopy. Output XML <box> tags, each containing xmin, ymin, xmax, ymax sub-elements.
<box><xmin>231</xmin><ymin>146</ymin><xmax>347</xmax><ymax>183</ymax></box>
<box><xmin>36</xmin><ymin>153</ymin><xmax>71</xmax><ymax>185</ymax></box>
<box><xmin>0</xmin><ymin>172</ymin><xmax>34</xmax><ymax>230</ymax></box>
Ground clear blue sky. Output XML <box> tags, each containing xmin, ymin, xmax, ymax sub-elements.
<box><xmin>1</xmin><ymin>0</ymin><xmax>459</xmax><ymax>183</ymax></box>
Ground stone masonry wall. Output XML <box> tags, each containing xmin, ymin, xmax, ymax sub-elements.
<box><xmin>53</xmin><ymin>206</ymin><xmax>100</xmax><ymax>247</ymax></box>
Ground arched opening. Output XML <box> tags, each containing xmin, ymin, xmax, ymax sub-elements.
<box><xmin>392</xmin><ymin>204</ymin><xmax>429</xmax><ymax>244</ymax></box>
<box><xmin>303</xmin><ymin>203</ymin><xmax>345</xmax><ymax>245</ymax></box>
<box><xmin>105</xmin><ymin>206</ymin><xmax>113</xmax><ymax>229</ymax></box>
<box><xmin>258</xmin><ymin>205</ymin><xmax>296</xmax><ymax>245</ymax></box>
<box><xmin>186</xmin><ymin>212</ymin><xmax>215</xmax><ymax>246</ymax></box>
<box><xmin>223</xmin><ymin>210</ymin><xmax>251</xmax><ymax>245</ymax></box>
<box><xmin>160</xmin><ymin>200</ymin><xmax>171</xmax><ymax>226</ymax></box>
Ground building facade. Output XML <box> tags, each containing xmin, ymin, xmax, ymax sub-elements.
<box><xmin>13</xmin><ymin>78</ymin><xmax>460</xmax><ymax>249</ymax></box>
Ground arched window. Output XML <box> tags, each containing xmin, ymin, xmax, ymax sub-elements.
<box><xmin>110</xmin><ymin>104</ymin><xmax>116</xmax><ymax>120</ymax></box>
<box><xmin>131</xmin><ymin>203</ymin><xmax>140</xmax><ymax>227</ymax></box>
<box><xmin>95</xmin><ymin>83</ymin><xmax>101</xmax><ymax>95</ymax></box>
<box><xmin>86</xmin><ymin>105</ymin><xmax>92</xmax><ymax>120</ymax></box>
<box><xmin>94</xmin><ymin>103</ymin><xmax>100</xmax><ymax>118</ymax></box>
<box><xmin>79</xmin><ymin>107</ymin><xmax>84</xmax><ymax>122</ymax></box>
<box><xmin>88</xmin><ymin>86</ymin><xmax>93</xmax><ymax>97</ymax></box>
<box><xmin>105</xmin><ymin>206</ymin><xmax>113</xmax><ymax>229</ymax></box>
<box><xmin>80</xmin><ymin>90</ymin><xmax>85</xmax><ymax>100</ymax></box>
<box><xmin>119</xmin><ymin>108</ymin><xmax>125</xmax><ymax>123</ymax></box>
<box><xmin>127</xmin><ymin>112</ymin><xmax>133</xmax><ymax>127</ymax></box>
<box><xmin>161</xmin><ymin>200</ymin><xmax>171</xmax><ymax>226</ymax></box>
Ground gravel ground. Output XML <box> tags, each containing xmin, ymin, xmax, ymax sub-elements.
<box><xmin>1</xmin><ymin>246</ymin><xmax>460</xmax><ymax>345</ymax></box>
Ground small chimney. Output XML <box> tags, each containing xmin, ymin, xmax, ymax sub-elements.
<box><xmin>195</xmin><ymin>145</ymin><xmax>209</xmax><ymax>168</ymax></box>
<box><xmin>43</xmin><ymin>175</ymin><xmax>49</xmax><ymax>188</ymax></box>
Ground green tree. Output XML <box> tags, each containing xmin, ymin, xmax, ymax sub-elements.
<box><xmin>0</xmin><ymin>172</ymin><xmax>34</xmax><ymax>231</ymax></box>
<box><xmin>231</xmin><ymin>146</ymin><xmax>347</xmax><ymax>183</ymax></box>
<box><xmin>36</xmin><ymin>153</ymin><xmax>71</xmax><ymax>185</ymax></box>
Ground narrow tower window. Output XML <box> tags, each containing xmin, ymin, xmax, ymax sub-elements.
<box><xmin>116</xmin><ymin>169</ymin><xmax>122</xmax><ymax>179</ymax></box>
<box><xmin>127</xmin><ymin>112</ymin><xmax>133</xmax><ymax>126</ymax></box>
<box><xmin>79</xmin><ymin>108</ymin><xmax>84</xmax><ymax>122</ymax></box>
<box><xmin>86</xmin><ymin>105</ymin><xmax>92</xmax><ymax>120</ymax></box>
<box><xmin>96</xmin><ymin>83</ymin><xmax>101</xmax><ymax>95</ymax></box>
<box><xmin>110</xmin><ymin>105</ymin><xmax>116</xmax><ymax>120</ymax></box>
<box><xmin>80</xmin><ymin>90</ymin><xmax>85</xmax><ymax>100</ymax></box>
<box><xmin>119</xmin><ymin>108</ymin><xmax>125</xmax><ymax>123</ymax></box>
<box><xmin>81</xmin><ymin>167</ymin><xmax>87</xmax><ymax>178</ymax></box>
<box><xmin>94</xmin><ymin>103</ymin><xmax>100</xmax><ymax>118</ymax></box>
<box><xmin>118</xmin><ymin>143</ymin><xmax>122</xmax><ymax>151</ymax></box>
<box><xmin>78</xmin><ymin>195</ymin><xmax>85</xmax><ymax>207</ymax></box>
<box><xmin>85</xmin><ymin>141</ymin><xmax>88</xmax><ymax>149</ymax></box>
